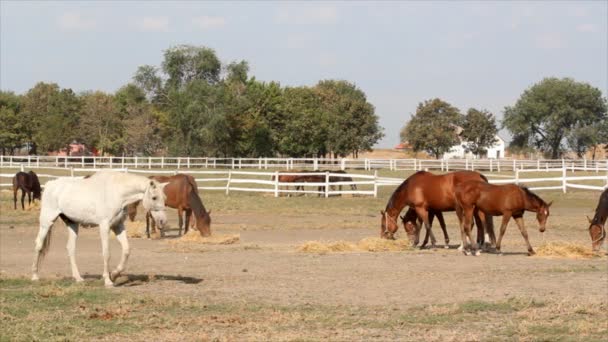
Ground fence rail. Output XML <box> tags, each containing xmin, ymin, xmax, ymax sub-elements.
<box><xmin>1</xmin><ymin>155</ymin><xmax>607</xmax><ymax>172</ymax></box>
<box><xmin>1</xmin><ymin>164</ymin><xmax>606</xmax><ymax>197</ymax></box>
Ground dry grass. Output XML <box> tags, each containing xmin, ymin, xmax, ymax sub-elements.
<box><xmin>535</xmin><ymin>241</ymin><xmax>605</xmax><ymax>259</ymax></box>
<box><xmin>124</xmin><ymin>220</ymin><xmax>147</xmax><ymax>239</ymax></box>
<box><xmin>298</xmin><ymin>237</ymin><xmax>412</xmax><ymax>254</ymax></box>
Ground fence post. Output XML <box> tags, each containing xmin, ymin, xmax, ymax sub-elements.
<box><xmin>148</xmin><ymin>157</ymin><xmax>152</xmax><ymax>169</ymax></box>
<box><xmin>134</xmin><ymin>156</ymin><xmax>138</xmax><ymax>169</ymax></box>
<box><xmin>537</xmin><ymin>159</ymin><xmax>540</xmax><ymax>170</ymax></box>
<box><xmin>121</xmin><ymin>157</ymin><xmax>125</xmax><ymax>169</ymax></box>
<box><xmin>187</xmin><ymin>157</ymin><xmax>190</xmax><ymax>169</ymax></box>
<box><xmin>27</xmin><ymin>155</ymin><xmax>31</xmax><ymax>167</ymax></box>
<box><xmin>161</xmin><ymin>156</ymin><xmax>164</xmax><ymax>169</ymax></box>
<box><xmin>496</xmin><ymin>159</ymin><xmax>500</xmax><ymax>172</ymax></box>
<box><xmin>109</xmin><ymin>157</ymin><xmax>113</xmax><ymax>169</ymax></box>
<box><xmin>36</xmin><ymin>156</ymin><xmax>40</xmax><ymax>168</ymax></box>
<box><xmin>512</xmin><ymin>159</ymin><xmax>515</xmax><ymax>171</ymax></box>
<box><xmin>93</xmin><ymin>157</ymin><xmax>96</xmax><ymax>169</ymax></box>
<box><xmin>515</xmin><ymin>168</ymin><xmax>519</xmax><ymax>185</ymax></box>
<box><xmin>20</xmin><ymin>163</ymin><xmax>24</xmax><ymax>172</ymax></box>
<box><xmin>177</xmin><ymin>157</ymin><xmax>181</xmax><ymax>169</ymax></box>
<box><xmin>274</xmin><ymin>171</ymin><xmax>279</xmax><ymax>198</ymax></box>
<box><xmin>489</xmin><ymin>159</ymin><xmax>493</xmax><ymax>172</ymax></box>
<box><xmin>325</xmin><ymin>171</ymin><xmax>330</xmax><ymax>198</ymax></box>
<box><xmin>0</xmin><ymin>155</ymin><xmax>3</xmax><ymax>169</ymax></box>
<box><xmin>446</xmin><ymin>159</ymin><xmax>450</xmax><ymax>172</ymax></box>
<box><xmin>258</xmin><ymin>158</ymin><xmax>262</xmax><ymax>170</ymax></box>
<box><xmin>341</xmin><ymin>158</ymin><xmax>346</xmax><ymax>171</ymax></box>
<box><xmin>226</xmin><ymin>170</ymin><xmax>232</xmax><ymax>195</ymax></box>
<box><xmin>55</xmin><ymin>156</ymin><xmax>58</xmax><ymax>167</ymax></box>
<box><xmin>562</xmin><ymin>167</ymin><xmax>567</xmax><ymax>193</ymax></box>
<box><xmin>314</xmin><ymin>158</ymin><xmax>319</xmax><ymax>171</ymax></box>
<box><xmin>583</xmin><ymin>157</ymin><xmax>587</xmax><ymax>171</ymax></box>
<box><xmin>64</xmin><ymin>157</ymin><xmax>68</xmax><ymax>168</ymax></box>
<box><xmin>264</xmin><ymin>158</ymin><xmax>268</xmax><ymax>170</ymax></box>
<box><xmin>465</xmin><ymin>159</ymin><xmax>469</xmax><ymax>171</ymax></box>
<box><xmin>373</xmin><ymin>170</ymin><xmax>378</xmax><ymax>198</ymax></box>
<box><xmin>70</xmin><ymin>167</ymin><xmax>74</xmax><ymax>177</ymax></box>
<box><xmin>561</xmin><ymin>158</ymin><xmax>565</xmax><ymax>169</ymax></box>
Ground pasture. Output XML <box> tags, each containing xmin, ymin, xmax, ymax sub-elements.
<box><xmin>1</xmin><ymin>170</ymin><xmax>607</xmax><ymax>341</ymax></box>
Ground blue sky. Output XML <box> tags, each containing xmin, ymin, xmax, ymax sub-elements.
<box><xmin>1</xmin><ymin>1</ymin><xmax>606</xmax><ymax>148</ymax></box>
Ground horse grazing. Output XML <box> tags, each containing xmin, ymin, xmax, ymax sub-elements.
<box><xmin>128</xmin><ymin>174</ymin><xmax>211</xmax><ymax>238</ymax></box>
<box><xmin>587</xmin><ymin>189</ymin><xmax>607</xmax><ymax>252</ymax></box>
<box><xmin>455</xmin><ymin>181</ymin><xmax>552</xmax><ymax>256</ymax></box>
<box><xmin>381</xmin><ymin>171</ymin><xmax>493</xmax><ymax>249</ymax></box>
<box><xmin>31</xmin><ymin>171</ymin><xmax>168</xmax><ymax>287</ymax></box>
<box><xmin>12</xmin><ymin>171</ymin><xmax>42</xmax><ymax>210</ymax></box>
<box><xmin>400</xmin><ymin>208</ymin><xmax>447</xmax><ymax>247</ymax></box>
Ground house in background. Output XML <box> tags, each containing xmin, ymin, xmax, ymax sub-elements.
<box><xmin>442</xmin><ymin>134</ymin><xmax>506</xmax><ymax>159</ymax></box>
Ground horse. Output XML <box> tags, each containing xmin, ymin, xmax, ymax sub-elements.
<box><xmin>31</xmin><ymin>170</ymin><xmax>169</xmax><ymax>287</ymax></box>
<box><xmin>128</xmin><ymin>174</ymin><xmax>211</xmax><ymax>238</ymax></box>
<box><xmin>454</xmin><ymin>181</ymin><xmax>552</xmax><ymax>256</ymax></box>
<box><xmin>380</xmin><ymin>170</ymin><xmax>494</xmax><ymax>249</ymax></box>
<box><xmin>12</xmin><ymin>171</ymin><xmax>42</xmax><ymax>210</ymax></box>
<box><xmin>324</xmin><ymin>170</ymin><xmax>358</xmax><ymax>194</ymax></box>
<box><xmin>271</xmin><ymin>171</ymin><xmax>307</xmax><ymax>196</ymax></box>
<box><xmin>587</xmin><ymin>188</ymin><xmax>607</xmax><ymax>252</ymax></box>
<box><xmin>400</xmin><ymin>208</ymin><xmax>448</xmax><ymax>247</ymax></box>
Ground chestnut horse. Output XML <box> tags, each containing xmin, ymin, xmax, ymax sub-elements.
<box><xmin>587</xmin><ymin>188</ymin><xmax>607</xmax><ymax>252</ymax></box>
<box><xmin>455</xmin><ymin>181</ymin><xmax>552</xmax><ymax>256</ymax></box>
<box><xmin>381</xmin><ymin>171</ymin><xmax>494</xmax><ymax>249</ymax></box>
<box><xmin>400</xmin><ymin>208</ymin><xmax>447</xmax><ymax>247</ymax></box>
<box><xmin>12</xmin><ymin>171</ymin><xmax>42</xmax><ymax>210</ymax></box>
<box><xmin>128</xmin><ymin>174</ymin><xmax>211</xmax><ymax>238</ymax></box>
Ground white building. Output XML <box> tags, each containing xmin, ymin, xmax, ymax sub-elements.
<box><xmin>442</xmin><ymin>134</ymin><xmax>506</xmax><ymax>159</ymax></box>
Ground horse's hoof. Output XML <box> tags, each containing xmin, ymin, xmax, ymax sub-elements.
<box><xmin>528</xmin><ymin>250</ymin><xmax>536</xmax><ymax>256</ymax></box>
<box><xmin>463</xmin><ymin>250</ymin><xmax>471</xmax><ymax>256</ymax></box>
<box><xmin>475</xmin><ymin>250</ymin><xmax>482</xmax><ymax>256</ymax></box>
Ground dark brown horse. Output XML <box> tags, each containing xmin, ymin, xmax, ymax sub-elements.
<box><xmin>128</xmin><ymin>174</ymin><xmax>211</xmax><ymax>238</ymax></box>
<box><xmin>12</xmin><ymin>171</ymin><xmax>42</xmax><ymax>210</ymax></box>
<box><xmin>400</xmin><ymin>208</ymin><xmax>447</xmax><ymax>247</ymax></box>
<box><xmin>455</xmin><ymin>181</ymin><xmax>552</xmax><ymax>256</ymax></box>
<box><xmin>380</xmin><ymin>171</ymin><xmax>494</xmax><ymax>249</ymax></box>
<box><xmin>587</xmin><ymin>189</ymin><xmax>607</xmax><ymax>252</ymax></box>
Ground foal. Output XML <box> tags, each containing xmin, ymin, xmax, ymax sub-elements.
<box><xmin>12</xmin><ymin>171</ymin><xmax>42</xmax><ymax>210</ymax></box>
<box><xmin>455</xmin><ymin>181</ymin><xmax>552</xmax><ymax>256</ymax></box>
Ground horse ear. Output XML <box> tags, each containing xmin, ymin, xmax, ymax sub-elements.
<box><xmin>159</xmin><ymin>182</ymin><xmax>170</xmax><ymax>189</ymax></box>
<box><xmin>207</xmin><ymin>209</ymin><xmax>212</xmax><ymax>215</ymax></box>
<box><xmin>380</xmin><ymin>210</ymin><xmax>385</xmax><ymax>216</ymax></box>
<box><xmin>586</xmin><ymin>215</ymin><xmax>593</xmax><ymax>224</ymax></box>
<box><xmin>547</xmin><ymin>201</ymin><xmax>553</xmax><ymax>207</ymax></box>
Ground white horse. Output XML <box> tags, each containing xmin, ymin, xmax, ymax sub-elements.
<box><xmin>32</xmin><ymin>171</ymin><xmax>168</xmax><ymax>287</ymax></box>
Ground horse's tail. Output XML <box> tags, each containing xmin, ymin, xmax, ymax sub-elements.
<box><xmin>187</xmin><ymin>178</ymin><xmax>211</xmax><ymax>236</ymax></box>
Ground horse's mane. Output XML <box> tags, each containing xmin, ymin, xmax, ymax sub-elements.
<box><xmin>519</xmin><ymin>186</ymin><xmax>546</xmax><ymax>206</ymax></box>
<box><xmin>28</xmin><ymin>171</ymin><xmax>42</xmax><ymax>194</ymax></box>
<box><xmin>591</xmin><ymin>189</ymin><xmax>608</xmax><ymax>226</ymax></box>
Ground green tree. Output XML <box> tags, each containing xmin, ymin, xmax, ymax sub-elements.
<box><xmin>280</xmin><ymin>87</ymin><xmax>326</xmax><ymax>157</ymax></box>
<box><xmin>162</xmin><ymin>45</ymin><xmax>221</xmax><ymax>90</ymax></box>
<box><xmin>78</xmin><ymin>91</ymin><xmax>124</xmax><ymax>155</ymax></box>
<box><xmin>0</xmin><ymin>91</ymin><xmax>25</xmax><ymax>155</ymax></box>
<box><xmin>460</xmin><ymin>108</ymin><xmax>498</xmax><ymax>157</ymax></box>
<box><xmin>503</xmin><ymin>77</ymin><xmax>607</xmax><ymax>159</ymax></box>
<box><xmin>400</xmin><ymin>98</ymin><xmax>463</xmax><ymax>158</ymax></box>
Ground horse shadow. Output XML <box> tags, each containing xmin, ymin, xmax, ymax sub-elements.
<box><xmin>82</xmin><ymin>273</ymin><xmax>203</xmax><ymax>286</ymax></box>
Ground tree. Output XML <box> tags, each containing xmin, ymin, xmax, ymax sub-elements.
<box><xmin>0</xmin><ymin>91</ymin><xmax>25</xmax><ymax>154</ymax></box>
<box><xmin>503</xmin><ymin>77</ymin><xmax>607</xmax><ymax>159</ymax></box>
<box><xmin>78</xmin><ymin>91</ymin><xmax>124</xmax><ymax>155</ymax></box>
<box><xmin>162</xmin><ymin>45</ymin><xmax>221</xmax><ymax>90</ymax></box>
<box><xmin>400</xmin><ymin>98</ymin><xmax>463</xmax><ymax>158</ymax></box>
<box><xmin>460</xmin><ymin>108</ymin><xmax>498</xmax><ymax>157</ymax></box>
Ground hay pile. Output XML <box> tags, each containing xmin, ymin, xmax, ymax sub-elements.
<box><xmin>168</xmin><ymin>229</ymin><xmax>240</xmax><ymax>245</ymax></box>
<box><xmin>26</xmin><ymin>201</ymin><xmax>41</xmax><ymax>211</ymax></box>
<box><xmin>124</xmin><ymin>220</ymin><xmax>147</xmax><ymax>239</ymax></box>
<box><xmin>535</xmin><ymin>242</ymin><xmax>601</xmax><ymax>259</ymax></box>
<box><xmin>298</xmin><ymin>237</ymin><xmax>412</xmax><ymax>254</ymax></box>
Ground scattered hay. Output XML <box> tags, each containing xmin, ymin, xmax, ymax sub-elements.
<box><xmin>298</xmin><ymin>237</ymin><xmax>412</xmax><ymax>254</ymax></box>
<box><xmin>168</xmin><ymin>230</ymin><xmax>240</xmax><ymax>245</ymax></box>
<box><xmin>26</xmin><ymin>201</ymin><xmax>41</xmax><ymax>211</ymax></box>
<box><xmin>124</xmin><ymin>221</ymin><xmax>146</xmax><ymax>239</ymax></box>
<box><xmin>535</xmin><ymin>242</ymin><xmax>602</xmax><ymax>259</ymax></box>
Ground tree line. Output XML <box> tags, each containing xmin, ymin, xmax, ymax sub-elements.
<box><xmin>400</xmin><ymin>77</ymin><xmax>607</xmax><ymax>159</ymax></box>
<box><xmin>0</xmin><ymin>45</ymin><xmax>383</xmax><ymax>157</ymax></box>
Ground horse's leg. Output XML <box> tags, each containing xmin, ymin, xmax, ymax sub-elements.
<box><xmin>27</xmin><ymin>191</ymin><xmax>32</xmax><ymax>207</ymax></box>
<box><xmin>65</xmin><ymin>222</ymin><xmax>84</xmax><ymax>282</ymax></box>
<box><xmin>13</xmin><ymin>186</ymin><xmax>17</xmax><ymax>210</ymax></box>
<box><xmin>177</xmin><ymin>207</ymin><xmax>184</xmax><ymax>236</ymax></box>
<box><xmin>475</xmin><ymin>210</ymin><xmax>489</xmax><ymax>253</ymax></box>
<box><xmin>486</xmin><ymin>215</ymin><xmax>497</xmax><ymax>247</ymax></box>
<box><xmin>513</xmin><ymin>216</ymin><xmax>535</xmax><ymax>256</ymax></box>
<box><xmin>474</xmin><ymin>210</ymin><xmax>485</xmax><ymax>246</ymax></box>
<box><xmin>32</xmin><ymin>210</ymin><xmax>59</xmax><ymax>281</ymax></box>
<box><xmin>427</xmin><ymin>212</ymin><xmax>437</xmax><ymax>248</ymax></box>
<box><xmin>99</xmin><ymin>222</ymin><xmax>113</xmax><ymax>287</ymax></box>
<box><xmin>414</xmin><ymin>207</ymin><xmax>433</xmax><ymax>249</ymax></box>
<box><xmin>110</xmin><ymin>222</ymin><xmax>130</xmax><ymax>281</ymax></box>
<box><xmin>184</xmin><ymin>209</ymin><xmax>192</xmax><ymax>235</ymax></box>
<box><xmin>464</xmin><ymin>207</ymin><xmax>478</xmax><ymax>255</ymax></box>
<box><xmin>436</xmin><ymin>212</ymin><xmax>449</xmax><ymax>248</ymax></box>
<box><xmin>145</xmin><ymin>211</ymin><xmax>151</xmax><ymax>239</ymax></box>
<box><xmin>20</xmin><ymin>189</ymin><xmax>26</xmax><ymax>210</ymax></box>
<box><xmin>495</xmin><ymin>213</ymin><xmax>512</xmax><ymax>255</ymax></box>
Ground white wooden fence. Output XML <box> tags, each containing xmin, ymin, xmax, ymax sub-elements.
<box><xmin>1</xmin><ymin>164</ymin><xmax>606</xmax><ymax>197</ymax></box>
<box><xmin>1</xmin><ymin>155</ymin><xmax>607</xmax><ymax>172</ymax></box>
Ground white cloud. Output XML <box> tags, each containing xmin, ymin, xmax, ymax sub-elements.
<box><xmin>57</xmin><ymin>12</ymin><xmax>96</xmax><ymax>30</ymax></box>
<box><xmin>576</xmin><ymin>23</ymin><xmax>596</xmax><ymax>33</ymax></box>
<box><xmin>535</xmin><ymin>33</ymin><xmax>565</xmax><ymax>49</ymax></box>
<box><xmin>136</xmin><ymin>17</ymin><xmax>169</xmax><ymax>32</ymax></box>
<box><xmin>275</xmin><ymin>5</ymin><xmax>338</xmax><ymax>25</ymax></box>
<box><xmin>192</xmin><ymin>16</ymin><xmax>226</xmax><ymax>30</ymax></box>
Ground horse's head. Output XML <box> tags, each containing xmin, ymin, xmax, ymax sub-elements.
<box><xmin>196</xmin><ymin>209</ymin><xmax>212</xmax><ymax>237</ymax></box>
<box><xmin>400</xmin><ymin>214</ymin><xmax>419</xmax><ymax>246</ymax></box>
<box><xmin>142</xmin><ymin>180</ymin><xmax>169</xmax><ymax>228</ymax></box>
<box><xmin>536</xmin><ymin>201</ymin><xmax>552</xmax><ymax>232</ymax></box>
<box><xmin>587</xmin><ymin>216</ymin><xmax>606</xmax><ymax>253</ymax></box>
<box><xmin>380</xmin><ymin>210</ymin><xmax>398</xmax><ymax>240</ymax></box>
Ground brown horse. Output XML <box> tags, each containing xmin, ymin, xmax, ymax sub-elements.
<box><xmin>12</xmin><ymin>171</ymin><xmax>42</xmax><ymax>210</ymax></box>
<box><xmin>587</xmin><ymin>189</ymin><xmax>607</xmax><ymax>252</ymax></box>
<box><xmin>380</xmin><ymin>170</ymin><xmax>494</xmax><ymax>249</ymax></box>
<box><xmin>455</xmin><ymin>181</ymin><xmax>552</xmax><ymax>256</ymax></box>
<box><xmin>400</xmin><ymin>208</ymin><xmax>447</xmax><ymax>247</ymax></box>
<box><xmin>128</xmin><ymin>174</ymin><xmax>211</xmax><ymax>238</ymax></box>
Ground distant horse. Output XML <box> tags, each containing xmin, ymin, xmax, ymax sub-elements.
<box><xmin>271</xmin><ymin>171</ymin><xmax>307</xmax><ymax>196</ymax></box>
<box><xmin>324</xmin><ymin>170</ymin><xmax>358</xmax><ymax>193</ymax></box>
<box><xmin>400</xmin><ymin>208</ymin><xmax>447</xmax><ymax>247</ymax></box>
<box><xmin>587</xmin><ymin>189</ymin><xmax>607</xmax><ymax>252</ymax></box>
<box><xmin>128</xmin><ymin>174</ymin><xmax>211</xmax><ymax>238</ymax></box>
<box><xmin>455</xmin><ymin>181</ymin><xmax>552</xmax><ymax>256</ymax></box>
<box><xmin>380</xmin><ymin>171</ymin><xmax>494</xmax><ymax>249</ymax></box>
<box><xmin>12</xmin><ymin>171</ymin><xmax>42</xmax><ymax>210</ymax></box>
<box><xmin>31</xmin><ymin>171</ymin><xmax>168</xmax><ymax>287</ymax></box>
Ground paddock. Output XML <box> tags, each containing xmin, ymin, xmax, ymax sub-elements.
<box><xmin>0</xmin><ymin>171</ymin><xmax>607</xmax><ymax>341</ymax></box>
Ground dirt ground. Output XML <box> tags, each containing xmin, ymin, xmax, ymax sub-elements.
<box><xmin>1</xmin><ymin>189</ymin><xmax>607</xmax><ymax>340</ymax></box>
